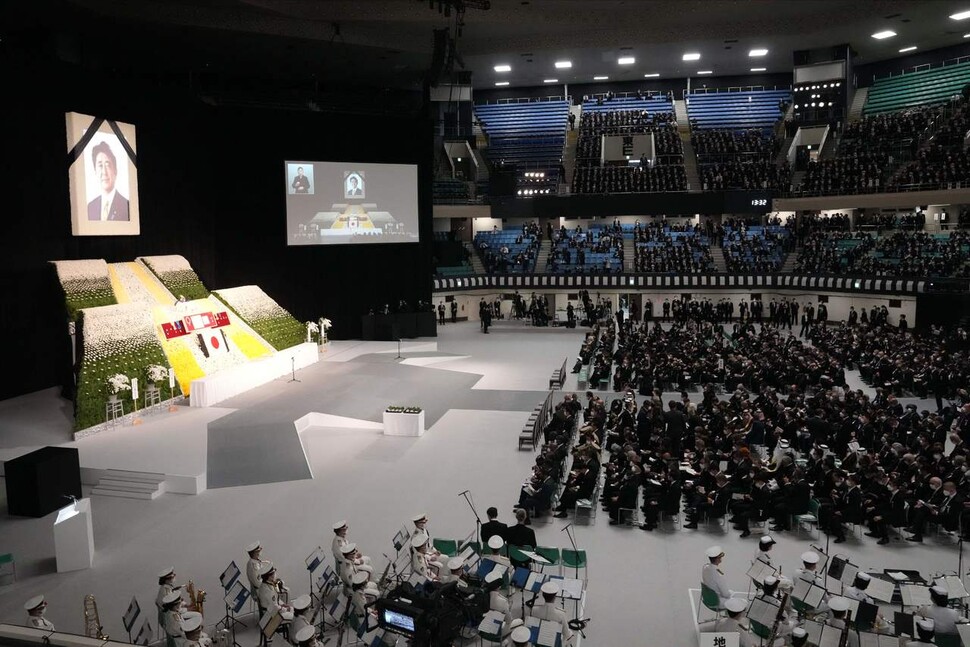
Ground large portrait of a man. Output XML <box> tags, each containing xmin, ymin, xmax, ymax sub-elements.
<box><xmin>344</xmin><ymin>171</ymin><xmax>365</xmax><ymax>199</ymax></box>
<box><xmin>86</xmin><ymin>140</ymin><xmax>130</xmax><ymax>221</ymax></box>
<box><xmin>66</xmin><ymin>112</ymin><xmax>140</xmax><ymax>236</ymax></box>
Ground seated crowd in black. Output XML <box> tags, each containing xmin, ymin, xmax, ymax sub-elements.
<box><xmin>700</xmin><ymin>160</ymin><xmax>792</xmax><ymax>191</ymax></box>
<box><xmin>794</xmin><ymin>230</ymin><xmax>970</xmax><ymax>277</ymax></box>
<box><xmin>536</xmin><ymin>314</ymin><xmax>970</xmax><ymax>546</ymax></box>
<box><xmin>572</xmin><ymin>164</ymin><xmax>688</xmax><ymax>194</ymax></box>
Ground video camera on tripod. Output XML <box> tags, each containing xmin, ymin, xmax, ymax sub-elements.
<box><xmin>375</xmin><ymin>580</ymin><xmax>489</xmax><ymax>647</ymax></box>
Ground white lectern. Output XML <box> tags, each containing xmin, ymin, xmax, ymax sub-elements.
<box><xmin>53</xmin><ymin>498</ymin><xmax>94</xmax><ymax>572</ymax></box>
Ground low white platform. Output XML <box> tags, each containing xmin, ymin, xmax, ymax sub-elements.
<box><xmin>190</xmin><ymin>342</ymin><xmax>319</xmax><ymax>407</ymax></box>
<box><xmin>382</xmin><ymin>410</ymin><xmax>425</xmax><ymax>437</ymax></box>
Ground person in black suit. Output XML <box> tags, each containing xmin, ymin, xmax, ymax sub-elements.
<box><xmin>908</xmin><ymin>480</ymin><xmax>962</xmax><ymax>542</ymax></box>
<box><xmin>829</xmin><ymin>473</ymin><xmax>864</xmax><ymax>543</ymax></box>
<box><xmin>505</xmin><ymin>509</ymin><xmax>538</xmax><ymax>568</ymax></box>
<box><xmin>480</xmin><ymin>507</ymin><xmax>507</xmax><ymax>546</ymax></box>
<box><xmin>291</xmin><ymin>166</ymin><xmax>311</xmax><ymax>194</ymax></box>
<box><xmin>866</xmin><ymin>478</ymin><xmax>908</xmax><ymax>545</ymax></box>
<box><xmin>684</xmin><ymin>473</ymin><xmax>730</xmax><ymax>528</ymax></box>
<box><xmin>770</xmin><ymin>470</ymin><xmax>811</xmax><ymax>531</ymax></box>
<box><xmin>86</xmin><ymin>141</ymin><xmax>129</xmax><ymax>221</ymax></box>
<box><xmin>346</xmin><ymin>175</ymin><xmax>363</xmax><ymax>197</ymax></box>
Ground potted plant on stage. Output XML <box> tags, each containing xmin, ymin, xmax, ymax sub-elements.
<box><xmin>145</xmin><ymin>364</ymin><xmax>168</xmax><ymax>406</ymax></box>
<box><xmin>306</xmin><ymin>320</ymin><xmax>320</xmax><ymax>345</ymax></box>
<box><xmin>107</xmin><ymin>373</ymin><xmax>131</xmax><ymax>404</ymax></box>
<box><xmin>319</xmin><ymin>318</ymin><xmax>332</xmax><ymax>348</ymax></box>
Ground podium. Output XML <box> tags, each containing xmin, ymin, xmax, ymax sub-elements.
<box><xmin>53</xmin><ymin>498</ymin><xmax>94</xmax><ymax>572</ymax></box>
<box><xmin>383</xmin><ymin>410</ymin><xmax>425</xmax><ymax>437</ymax></box>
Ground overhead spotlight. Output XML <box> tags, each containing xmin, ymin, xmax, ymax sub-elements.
<box><xmin>495</xmin><ymin>81</ymin><xmax>509</xmax><ymax>86</ymax></box>
<box><xmin>494</xmin><ymin>64</ymin><xmax>512</xmax><ymax>72</ymax></box>
<box><xmin>643</xmin><ymin>73</ymin><xmax>660</xmax><ymax>78</ymax></box>
<box><xmin>811</xmin><ymin>102</ymin><xmax>816</xmax><ymax>107</ymax></box>
<box><xmin>794</xmin><ymin>104</ymin><xmax>799</xmax><ymax>109</ymax></box>
<box><xmin>594</xmin><ymin>75</ymin><xmax>609</xmax><ymax>80</ymax></box>
<box><xmin>618</xmin><ymin>56</ymin><xmax>635</xmax><ymax>65</ymax></box>
<box><xmin>964</xmin><ymin>33</ymin><xmax>970</xmax><ymax>38</ymax></box>
<box><xmin>871</xmin><ymin>30</ymin><xmax>896</xmax><ymax>39</ymax></box>
<box><xmin>899</xmin><ymin>46</ymin><xmax>917</xmax><ymax>52</ymax></box>
<box><xmin>683</xmin><ymin>52</ymin><xmax>701</xmax><ymax>61</ymax></box>
<box><xmin>751</xmin><ymin>67</ymin><xmax>766</xmax><ymax>72</ymax></box>
<box><xmin>543</xmin><ymin>78</ymin><xmax>559</xmax><ymax>83</ymax></box>
<box><xmin>828</xmin><ymin>102</ymin><xmax>833</xmax><ymax>106</ymax></box>
<box><xmin>951</xmin><ymin>9</ymin><xmax>970</xmax><ymax>20</ymax></box>
<box><xmin>517</xmin><ymin>189</ymin><xmax>522</xmax><ymax>195</ymax></box>
<box><xmin>748</xmin><ymin>48</ymin><xmax>768</xmax><ymax>57</ymax></box>
<box><xmin>555</xmin><ymin>60</ymin><xmax>572</xmax><ymax>68</ymax></box>
<box><xmin>697</xmin><ymin>70</ymin><xmax>712</xmax><ymax>75</ymax></box>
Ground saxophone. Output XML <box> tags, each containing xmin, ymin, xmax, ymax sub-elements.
<box><xmin>83</xmin><ymin>594</ymin><xmax>108</xmax><ymax>640</ymax></box>
<box><xmin>186</xmin><ymin>580</ymin><xmax>207</xmax><ymax>618</ymax></box>
<box><xmin>765</xmin><ymin>592</ymin><xmax>789</xmax><ymax>646</ymax></box>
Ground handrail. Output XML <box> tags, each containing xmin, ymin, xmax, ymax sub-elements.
<box><xmin>476</xmin><ymin>95</ymin><xmax>568</xmax><ymax>105</ymax></box>
<box><xmin>684</xmin><ymin>85</ymin><xmax>792</xmax><ymax>98</ymax></box>
<box><xmin>876</xmin><ymin>55</ymin><xmax>970</xmax><ymax>81</ymax></box>
<box><xmin>786</xmin><ymin>179</ymin><xmax>970</xmax><ymax>198</ymax></box>
<box><xmin>583</xmin><ymin>90</ymin><xmax>672</xmax><ymax>101</ymax></box>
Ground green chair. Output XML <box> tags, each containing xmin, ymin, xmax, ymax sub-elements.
<box><xmin>698</xmin><ymin>583</ymin><xmax>723</xmax><ymax>626</ymax></box>
<box><xmin>794</xmin><ymin>498</ymin><xmax>820</xmax><ymax>538</ymax></box>
<box><xmin>790</xmin><ymin>597</ymin><xmax>813</xmax><ymax>615</ymax></box>
<box><xmin>432</xmin><ymin>538</ymin><xmax>458</xmax><ymax>557</ymax></box>
<box><xmin>507</xmin><ymin>544</ymin><xmax>533</xmax><ymax>564</ymax></box>
<box><xmin>750</xmin><ymin>619</ymin><xmax>771</xmax><ymax>644</ymax></box>
<box><xmin>936</xmin><ymin>635</ymin><xmax>961</xmax><ymax>647</ymax></box>
<box><xmin>535</xmin><ymin>546</ymin><xmax>562</xmax><ymax>575</ymax></box>
<box><xmin>561</xmin><ymin>548</ymin><xmax>588</xmax><ymax>581</ymax></box>
<box><xmin>0</xmin><ymin>553</ymin><xmax>15</xmax><ymax>586</ymax></box>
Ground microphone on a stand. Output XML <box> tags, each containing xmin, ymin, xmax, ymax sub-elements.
<box><xmin>458</xmin><ymin>490</ymin><xmax>470</xmax><ymax>496</ymax></box>
<box><xmin>560</xmin><ymin>523</ymin><xmax>573</xmax><ymax>532</ymax></box>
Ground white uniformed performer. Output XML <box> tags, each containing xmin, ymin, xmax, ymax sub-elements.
<box><xmin>720</xmin><ymin>598</ymin><xmax>755</xmax><ymax>647</ymax></box>
<box><xmin>24</xmin><ymin>595</ymin><xmax>54</xmax><ymax>631</ymax></box>
<box><xmin>844</xmin><ymin>572</ymin><xmax>874</xmax><ymax>604</ymax></box>
<box><xmin>181</xmin><ymin>612</ymin><xmax>211</xmax><ymax>647</ymax></box>
<box><xmin>790</xmin><ymin>626</ymin><xmax>809</xmax><ymax>647</ymax></box>
<box><xmin>411</xmin><ymin>513</ymin><xmax>445</xmax><ymax>572</ymax></box>
<box><xmin>484</xmin><ymin>570</ymin><xmax>512</xmax><ymax>626</ymax></box>
<box><xmin>156</xmin><ymin>567</ymin><xmax>181</xmax><ymax>629</ymax></box>
<box><xmin>247</xmin><ymin>542</ymin><xmax>267</xmax><ymax>598</ymax></box>
<box><xmin>702</xmin><ymin>546</ymin><xmax>734</xmax><ymax>607</ymax></box>
<box><xmin>350</xmin><ymin>571</ymin><xmax>377</xmax><ymax>625</ymax></box>
<box><xmin>287</xmin><ymin>595</ymin><xmax>314</xmax><ymax>646</ymax></box>
<box><xmin>918</xmin><ymin>585</ymin><xmax>966</xmax><ymax>639</ymax></box>
<box><xmin>759</xmin><ymin>577</ymin><xmax>793</xmax><ymax>636</ymax></box>
<box><xmin>827</xmin><ymin>597</ymin><xmax>859</xmax><ymax>647</ymax></box>
<box><xmin>439</xmin><ymin>557</ymin><xmax>469</xmax><ymax>588</ymax></box>
<box><xmin>410</xmin><ymin>535</ymin><xmax>438</xmax><ymax>581</ymax></box>
<box><xmin>161</xmin><ymin>591</ymin><xmax>185</xmax><ymax>647</ymax></box>
<box><xmin>793</xmin><ymin>551</ymin><xmax>829</xmax><ymax>615</ymax></box>
<box><xmin>529</xmin><ymin>581</ymin><xmax>574</xmax><ymax>645</ymax></box>
<box><xmin>338</xmin><ymin>543</ymin><xmax>379</xmax><ymax>597</ymax></box>
<box><xmin>485</xmin><ymin>535</ymin><xmax>512</xmax><ymax>569</ymax></box>
<box><xmin>257</xmin><ymin>561</ymin><xmax>292</xmax><ymax>621</ymax></box>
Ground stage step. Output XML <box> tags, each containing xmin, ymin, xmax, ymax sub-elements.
<box><xmin>92</xmin><ymin>469</ymin><xmax>166</xmax><ymax>500</ymax></box>
<box><xmin>90</xmin><ymin>487</ymin><xmax>160</xmax><ymax>500</ymax></box>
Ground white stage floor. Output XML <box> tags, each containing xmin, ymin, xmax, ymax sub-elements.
<box><xmin>0</xmin><ymin>323</ymin><xmax>961</xmax><ymax>646</ymax></box>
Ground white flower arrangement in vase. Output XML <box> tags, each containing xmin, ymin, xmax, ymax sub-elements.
<box><xmin>319</xmin><ymin>318</ymin><xmax>332</xmax><ymax>344</ymax></box>
<box><xmin>107</xmin><ymin>373</ymin><xmax>131</xmax><ymax>399</ymax></box>
<box><xmin>306</xmin><ymin>321</ymin><xmax>320</xmax><ymax>343</ymax></box>
<box><xmin>146</xmin><ymin>364</ymin><xmax>168</xmax><ymax>384</ymax></box>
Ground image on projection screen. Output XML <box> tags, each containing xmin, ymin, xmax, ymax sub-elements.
<box><xmin>65</xmin><ymin>112</ymin><xmax>140</xmax><ymax>236</ymax></box>
<box><xmin>285</xmin><ymin>161</ymin><xmax>419</xmax><ymax>245</ymax></box>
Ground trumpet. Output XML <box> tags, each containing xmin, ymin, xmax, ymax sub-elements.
<box><xmin>186</xmin><ymin>580</ymin><xmax>207</xmax><ymax>618</ymax></box>
<box><xmin>83</xmin><ymin>594</ymin><xmax>108</xmax><ymax>640</ymax></box>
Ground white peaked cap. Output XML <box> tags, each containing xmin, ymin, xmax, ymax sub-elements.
<box><xmin>332</xmin><ymin>520</ymin><xmax>347</xmax><ymax>531</ymax></box>
<box><xmin>352</xmin><ymin>572</ymin><xmax>369</xmax><ymax>585</ymax></box>
<box><xmin>541</xmin><ymin>582</ymin><xmax>560</xmax><ymax>596</ymax></box>
<box><xmin>246</xmin><ymin>541</ymin><xmax>261</xmax><ymax>553</ymax></box>
<box><xmin>705</xmin><ymin>545</ymin><xmax>724</xmax><ymax>558</ymax></box>
<box><xmin>800</xmin><ymin>551</ymin><xmax>819</xmax><ymax>564</ymax></box>
<box><xmin>291</xmin><ymin>595</ymin><xmax>311</xmax><ymax>611</ymax></box>
<box><xmin>725</xmin><ymin>598</ymin><xmax>747</xmax><ymax>613</ymax></box>
<box><xmin>258</xmin><ymin>561</ymin><xmax>276</xmax><ymax>577</ymax></box>
<box><xmin>295</xmin><ymin>626</ymin><xmax>316</xmax><ymax>644</ymax></box>
<box><xmin>412</xmin><ymin>513</ymin><xmax>428</xmax><ymax>523</ymax></box>
<box><xmin>447</xmin><ymin>557</ymin><xmax>464</xmax><ymax>571</ymax></box>
<box><xmin>829</xmin><ymin>597</ymin><xmax>849</xmax><ymax>612</ymax></box>
<box><xmin>340</xmin><ymin>543</ymin><xmax>357</xmax><ymax>555</ymax></box>
<box><xmin>162</xmin><ymin>591</ymin><xmax>182</xmax><ymax>605</ymax></box>
<box><xmin>488</xmin><ymin>535</ymin><xmax>505</xmax><ymax>550</ymax></box>
<box><xmin>158</xmin><ymin>566</ymin><xmax>175</xmax><ymax>578</ymax></box>
<box><xmin>511</xmin><ymin>626</ymin><xmax>531</xmax><ymax>644</ymax></box>
<box><xmin>411</xmin><ymin>535</ymin><xmax>427</xmax><ymax>549</ymax></box>
<box><xmin>182</xmin><ymin>613</ymin><xmax>203</xmax><ymax>633</ymax></box>
<box><xmin>24</xmin><ymin>596</ymin><xmax>45</xmax><ymax>611</ymax></box>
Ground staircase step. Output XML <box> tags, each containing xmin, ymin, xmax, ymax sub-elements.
<box><xmin>96</xmin><ymin>479</ymin><xmax>162</xmax><ymax>492</ymax></box>
<box><xmin>103</xmin><ymin>469</ymin><xmax>167</xmax><ymax>484</ymax></box>
<box><xmin>91</xmin><ymin>487</ymin><xmax>160</xmax><ymax>500</ymax></box>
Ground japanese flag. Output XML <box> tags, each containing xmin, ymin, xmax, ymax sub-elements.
<box><xmin>198</xmin><ymin>330</ymin><xmax>231</xmax><ymax>357</ymax></box>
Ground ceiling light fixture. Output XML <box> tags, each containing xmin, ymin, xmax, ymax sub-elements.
<box><xmin>950</xmin><ymin>9</ymin><xmax>970</xmax><ymax>20</ymax></box>
<box><xmin>683</xmin><ymin>52</ymin><xmax>701</xmax><ymax>61</ymax></box>
<box><xmin>554</xmin><ymin>60</ymin><xmax>572</xmax><ymax>68</ymax></box>
<box><xmin>493</xmin><ymin>64</ymin><xmax>511</xmax><ymax>72</ymax></box>
<box><xmin>643</xmin><ymin>73</ymin><xmax>660</xmax><ymax>78</ymax></box>
<box><xmin>495</xmin><ymin>81</ymin><xmax>509</xmax><ymax>86</ymax></box>
<box><xmin>750</xmin><ymin>67</ymin><xmax>766</xmax><ymax>72</ymax></box>
<box><xmin>871</xmin><ymin>30</ymin><xmax>897</xmax><ymax>39</ymax></box>
<box><xmin>899</xmin><ymin>46</ymin><xmax>917</xmax><ymax>52</ymax></box>
<box><xmin>749</xmin><ymin>48</ymin><xmax>768</xmax><ymax>57</ymax></box>
<box><xmin>697</xmin><ymin>70</ymin><xmax>713</xmax><ymax>75</ymax></box>
<box><xmin>617</xmin><ymin>56</ymin><xmax>635</xmax><ymax>65</ymax></box>
<box><xmin>593</xmin><ymin>75</ymin><xmax>609</xmax><ymax>80</ymax></box>
<box><xmin>543</xmin><ymin>79</ymin><xmax>559</xmax><ymax>83</ymax></box>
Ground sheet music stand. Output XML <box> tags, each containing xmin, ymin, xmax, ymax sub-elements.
<box><xmin>221</xmin><ymin>580</ymin><xmax>250</xmax><ymax>647</ymax></box>
<box><xmin>122</xmin><ymin>596</ymin><xmax>141</xmax><ymax>643</ymax></box>
<box><xmin>305</xmin><ymin>546</ymin><xmax>326</xmax><ymax>603</ymax></box>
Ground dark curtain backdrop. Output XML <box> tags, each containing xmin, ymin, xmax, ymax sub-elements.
<box><xmin>0</xmin><ymin>57</ymin><xmax>432</xmax><ymax>401</ymax></box>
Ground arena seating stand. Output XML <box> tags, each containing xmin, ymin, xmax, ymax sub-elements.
<box><xmin>864</xmin><ymin>61</ymin><xmax>970</xmax><ymax>115</ymax></box>
<box><xmin>722</xmin><ymin>225</ymin><xmax>792</xmax><ymax>273</ymax></box>
<box><xmin>473</xmin><ymin>100</ymin><xmax>568</xmax><ymax>189</ymax></box>
<box><xmin>548</xmin><ymin>225</ymin><xmax>624</xmax><ymax>274</ymax></box>
<box><xmin>686</xmin><ymin>89</ymin><xmax>791</xmax><ymax>130</ymax></box>
<box><xmin>433</xmin><ymin>179</ymin><xmax>470</xmax><ymax>203</ymax></box>
<box><xmin>581</xmin><ymin>92</ymin><xmax>674</xmax><ymax>116</ymax></box>
<box><xmin>474</xmin><ymin>230</ymin><xmax>539</xmax><ymax>274</ymax></box>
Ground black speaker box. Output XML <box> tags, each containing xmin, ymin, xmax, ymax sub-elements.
<box><xmin>5</xmin><ymin>447</ymin><xmax>82</xmax><ymax>518</ymax></box>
